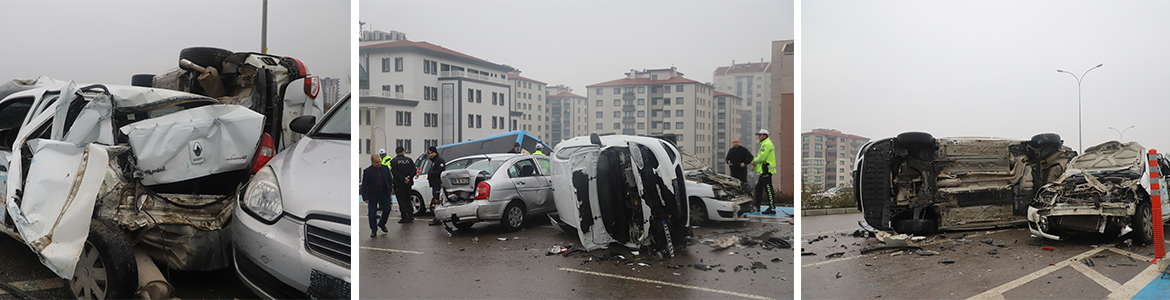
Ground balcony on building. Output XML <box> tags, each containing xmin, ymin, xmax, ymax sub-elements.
<box><xmin>441</xmin><ymin>70</ymin><xmax>506</xmax><ymax>84</ymax></box>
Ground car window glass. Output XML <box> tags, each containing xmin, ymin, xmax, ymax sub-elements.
<box><xmin>312</xmin><ymin>96</ymin><xmax>350</xmax><ymax>138</ymax></box>
<box><xmin>535</xmin><ymin>157</ymin><xmax>550</xmax><ymax>175</ymax></box>
<box><xmin>447</xmin><ymin>158</ymin><xmax>484</xmax><ymax>170</ymax></box>
<box><xmin>509</xmin><ymin>159</ymin><xmax>537</xmax><ymax>178</ymax></box>
<box><xmin>0</xmin><ymin>97</ymin><xmax>33</xmax><ymax>131</ymax></box>
<box><xmin>465</xmin><ymin>160</ymin><xmax>505</xmax><ymax>177</ymax></box>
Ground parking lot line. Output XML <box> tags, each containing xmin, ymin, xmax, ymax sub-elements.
<box><xmin>360</xmin><ymin>246</ymin><xmax>424</xmax><ymax>255</ymax></box>
<box><xmin>0</xmin><ymin>278</ymin><xmax>64</xmax><ymax>295</ymax></box>
<box><xmin>966</xmin><ymin>247</ymin><xmax>1109</xmax><ymax>299</ymax></box>
<box><xmin>558</xmin><ymin>267</ymin><xmax>772</xmax><ymax>300</ymax></box>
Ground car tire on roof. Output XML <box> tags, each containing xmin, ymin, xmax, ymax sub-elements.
<box><xmin>1030</xmin><ymin>133</ymin><xmax>1063</xmax><ymax>147</ymax></box>
<box><xmin>68</xmin><ymin>220</ymin><xmax>137</xmax><ymax>300</ymax></box>
<box><xmin>179</xmin><ymin>47</ymin><xmax>233</xmax><ymax>70</ymax></box>
<box><xmin>894</xmin><ymin>132</ymin><xmax>935</xmax><ymax>149</ymax></box>
<box><xmin>131</xmin><ymin>74</ymin><xmax>154</xmax><ymax>87</ymax></box>
<box><xmin>501</xmin><ymin>201</ymin><xmax>526</xmax><ymax>232</ymax></box>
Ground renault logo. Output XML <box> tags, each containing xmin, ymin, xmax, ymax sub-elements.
<box><xmin>193</xmin><ymin>142</ymin><xmax>203</xmax><ymax>157</ymax></box>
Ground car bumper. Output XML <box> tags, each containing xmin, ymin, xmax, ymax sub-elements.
<box><xmin>1026</xmin><ymin>203</ymin><xmax>1135</xmax><ymax>240</ymax></box>
<box><xmin>703</xmin><ymin>195</ymin><xmax>753</xmax><ymax>221</ymax></box>
<box><xmin>232</xmin><ymin>208</ymin><xmax>351</xmax><ymax>300</ymax></box>
<box><xmin>434</xmin><ymin>199</ymin><xmax>507</xmax><ymax>223</ymax></box>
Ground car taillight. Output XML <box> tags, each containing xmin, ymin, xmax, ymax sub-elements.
<box><xmin>304</xmin><ymin>76</ymin><xmax>319</xmax><ymax>99</ymax></box>
<box><xmin>288</xmin><ymin>57</ymin><xmax>309</xmax><ymax>76</ymax></box>
<box><xmin>474</xmin><ymin>181</ymin><xmax>491</xmax><ymax>200</ymax></box>
<box><xmin>251</xmin><ymin>133</ymin><xmax>275</xmax><ymax>174</ymax></box>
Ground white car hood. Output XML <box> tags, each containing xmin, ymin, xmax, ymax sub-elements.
<box><xmin>120</xmin><ymin>105</ymin><xmax>263</xmax><ymax>185</ymax></box>
<box><xmin>266</xmin><ymin>137</ymin><xmax>350</xmax><ymax>218</ymax></box>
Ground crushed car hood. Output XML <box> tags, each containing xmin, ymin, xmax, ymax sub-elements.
<box><xmin>1062</xmin><ymin>141</ymin><xmax>1145</xmax><ymax>177</ymax></box>
<box><xmin>120</xmin><ymin>105</ymin><xmax>263</xmax><ymax>186</ymax></box>
<box><xmin>266</xmin><ymin>137</ymin><xmax>350</xmax><ymax>218</ymax></box>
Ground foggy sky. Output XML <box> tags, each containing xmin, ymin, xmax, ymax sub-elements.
<box><xmin>802</xmin><ymin>1</ymin><xmax>1170</xmax><ymax>153</ymax></box>
<box><xmin>360</xmin><ymin>0</ymin><xmax>793</xmax><ymax>94</ymax></box>
<box><xmin>1</xmin><ymin>0</ymin><xmax>350</xmax><ymax>92</ymax></box>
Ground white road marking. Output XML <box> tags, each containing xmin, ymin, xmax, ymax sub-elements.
<box><xmin>965</xmin><ymin>246</ymin><xmax>1168</xmax><ymax>300</ymax></box>
<box><xmin>559</xmin><ymin>268</ymin><xmax>773</xmax><ymax>300</ymax></box>
<box><xmin>0</xmin><ymin>278</ymin><xmax>65</xmax><ymax>294</ymax></box>
<box><xmin>360</xmin><ymin>246</ymin><xmax>423</xmax><ymax>254</ymax></box>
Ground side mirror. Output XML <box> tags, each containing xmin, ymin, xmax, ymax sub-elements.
<box><xmin>290</xmin><ymin>115</ymin><xmax>317</xmax><ymax>135</ymax></box>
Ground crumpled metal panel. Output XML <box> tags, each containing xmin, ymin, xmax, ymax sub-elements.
<box><xmin>119</xmin><ymin>105</ymin><xmax>263</xmax><ymax>185</ymax></box>
<box><xmin>0</xmin><ymin>77</ymin><xmax>67</xmax><ymax>101</ymax></box>
<box><xmin>8</xmin><ymin>140</ymin><xmax>108</xmax><ymax>278</ymax></box>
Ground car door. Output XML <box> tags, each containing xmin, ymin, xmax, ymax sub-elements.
<box><xmin>508</xmin><ymin>158</ymin><xmax>542</xmax><ymax>206</ymax></box>
<box><xmin>529</xmin><ymin>156</ymin><xmax>553</xmax><ymax>211</ymax></box>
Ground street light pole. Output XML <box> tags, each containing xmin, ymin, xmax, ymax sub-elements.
<box><xmin>374</xmin><ymin>126</ymin><xmax>388</xmax><ymax>151</ymax></box>
<box><xmin>1108</xmin><ymin>125</ymin><xmax>1134</xmax><ymax>142</ymax></box>
<box><xmin>1057</xmin><ymin>63</ymin><xmax>1103</xmax><ymax>153</ymax></box>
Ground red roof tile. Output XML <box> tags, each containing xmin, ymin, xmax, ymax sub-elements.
<box><xmin>361</xmin><ymin>40</ymin><xmax>497</xmax><ymax>66</ymax></box>
<box><xmin>507</xmin><ymin>74</ymin><xmax>546</xmax><ymax>85</ymax></box>
<box><xmin>714</xmin><ymin>62</ymin><xmax>771</xmax><ymax>76</ymax></box>
<box><xmin>547</xmin><ymin>91</ymin><xmax>586</xmax><ymax>98</ymax></box>
<box><xmin>586</xmin><ymin>76</ymin><xmax>700</xmax><ymax>88</ymax></box>
<box><xmin>713</xmin><ymin>91</ymin><xmax>739</xmax><ymax>98</ymax></box>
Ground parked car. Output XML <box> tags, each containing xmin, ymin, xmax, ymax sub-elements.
<box><xmin>1028</xmin><ymin>141</ymin><xmax>1170</xmax><ymax>244</ymax></box>
<box><xmin>811</xmin><ymin>186</ymin><xmax>853</xmax><ymax>200</ymax></box>
<box><xmin>854</xmin><ymin>132</ymin><xmax>1075</xmax><ymax>235</ymax></box>
<box><xmin>0</xmin><ymin>78</ymin><xmax>274</xmax><ymax>299</ymax></box>
<box><xmin>435</xmin><ymin>153</ymin><xmax>555</xmax><ymax>231</ymax></box>
<box><xmin>408</xmin><ymin>130</ymin><xmax>551</xmax><ymax>215</ymax></box>
<box><xmin>679</xmin><ymin>149</ymin><xmax>752</xmax><ymax>225</ymax></box>
<box><xmin>233</xmin><ymin>94</ymin><xmax>351</xmax><ymax>299</ymax></box>
<box><xmin>549</xmin><ymin>133</ymin><xmax>691</xmax><ymax>258</ymax></box>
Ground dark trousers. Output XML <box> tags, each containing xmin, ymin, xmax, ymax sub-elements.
<box><xmin>367</xmin><ymin>192</ymin><xmax>392</xmax><ymax>230</ymax></box>
<box><xmin>395</xmin><ymin>187</ymin><xmax>414</xmax><ymax>221</ymax></box>
<box><xmin>754</xmin><ymin>173</ymin><xmax>775</xmax><ymax>209</ymax></box>
<box><xmin>729</xmin><ymin>166</ymin><xmax>748</xmax><ymax>184</ymax></box>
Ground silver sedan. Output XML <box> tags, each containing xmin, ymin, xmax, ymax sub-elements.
<box><xmin>435</xmin><ymin>153</ymin><xmax>554</xmax><ymax>231</ymax></box>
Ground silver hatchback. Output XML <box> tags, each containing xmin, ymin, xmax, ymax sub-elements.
<box><xmin>436</xmin><ymin>154</ymin><xmax>554</xmax><ymax>231</ymax></box>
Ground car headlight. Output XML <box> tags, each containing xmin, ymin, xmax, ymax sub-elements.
<box><xmin>242</xmin><ymin>166</ymin><xmax>283</xmax><ymax>223</ymax></box>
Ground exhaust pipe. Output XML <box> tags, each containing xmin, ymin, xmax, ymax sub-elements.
<box><xmin>134</xmin><ymin>248</ymin><xmax>174</xmax><ymax>300</ymax></box>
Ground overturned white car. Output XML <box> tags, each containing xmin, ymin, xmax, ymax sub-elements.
<box><xmin>1028</xmin><ymin>141</ymin><xmax>1170</xmax><ymax>244</ymax></box>
<box><xmin>549</xmin><ymin>134</ymin><xmax>691</xmax><ymax>258</ymax></box>
<box><xmin>0</xmin><ymin>78</ymin><xmax>275</xmax><ymax>299</ymax></box>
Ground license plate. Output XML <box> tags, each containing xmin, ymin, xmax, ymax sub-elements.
<box><xmin>451</xmin><ymin>177</ymin><xmax>470</xmax><ymax>185</ymax></box>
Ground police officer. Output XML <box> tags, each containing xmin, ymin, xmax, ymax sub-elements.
<box><xmin>750</xmin><ymin>129</ymin><xmax>777</xmax><ymax>215</ymax></box>
<box><xmin>390</xmin><ymin>147</ymin><xmax>417</xmax><ymax>223</ymax></box>
<box><xmin>379</xmin><ymin>148</ymin><xmax>392</xmax><ymax>166</ymax></box>
<box><xmin>426</xmin><ymin>147</ymin><xmax>447</xmax><ymax>226</ymax></box>
<box><xmin>533</xmin><ymin>143</ymin><xmax>545</xmax><ymax>156</ymax></box>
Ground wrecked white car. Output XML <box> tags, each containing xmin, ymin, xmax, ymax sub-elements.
<box><xmin>233</xmin><ymin>94</ymin><xmax>351</xmax><ymax>299</ymax></box>
<box><xmin>854</xmin><ymin>132</ymin><xmax>1075</xmax><ymax>235</ymax></box>
<box><xmin>549</xmin><ymin>134</ymin><xmax>691</xmax><ymax>258</ymax></box>
<box><xmin>680</xmin><ymin>150</ymin><xmax>753</xmax><ymax>225</ymax></box>
<box><xmin>1028</xmin><ymin>141</ymin><xmax>1170</xmax><ymax>244</ymax></box>
<box><xmin>0</xmin><ymin>78</ymin><xmax>274</xmax><ymax>299</ymax></box>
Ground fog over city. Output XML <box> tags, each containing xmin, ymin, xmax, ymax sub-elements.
<box><xmin>0</xmin><ymin>0</ymin><xmax>350</xmax><ymax>92</ymax></box>
<box><xmin>803</xmin><ymin>1</ymin><xmax>1170</xmax><ymax>153</ymax></box>
<box><xmin>361</xmin><ymin>0</ymin><xmax>793</xmax><ymax>94</ymax></box>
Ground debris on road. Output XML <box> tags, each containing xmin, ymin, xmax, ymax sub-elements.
<box><xmin>498</xmin><ymin>237</ymin><xmax>508</xmax><ymax>241</ymax></box>
<box><xmin>1082</xmin><ymin>258</ymin><xmax>1095</xmax><ymax>267</ymax></box>
<box><xmin>915</xmin><ymin>249</ymin><xmax>938</xmax><ymax>256</ymax></box>
<box><xmin>751</xmin><ymin>261</ymin><xmax>767</xmax><ymax>269</ymax></box>
<box><xmin>860</xmin><ymin>245</ymin><xmax>921</xmax><ymax>254</ymax></box>
<box><xmin>1041</xmin><ymin>246</ymin><xmax>1055</xmax><ymax>251</ymax></box>
<box><xmin>547</xmin><ymin>245</ymin><xmax>570</xmax><ymax>255</ymax></box>
<box><xmin>939</xmin><ymin>258</ymin><xmax>957</xmax><ymax>264</ymax></box>
<box><xmin>825</xmin><ymin>252</ymin><xmax>845</xmax><ymax>258</ymax></box>
<box><xmin>801</xmin><ymin>252</ymin><xmax>817</xmax><ymax>256</ymax></box>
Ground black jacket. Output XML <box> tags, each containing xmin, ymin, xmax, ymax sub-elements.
<box><xmin>390</xmin><ymin>154</ymin><xmax>417</xmax><ymax>190</ymax></box>
<box><xmin>427</xmin><ymin>155</ymin><xmax>446</xmax><ymax>187</ymax></box>
<box><xmin>360</xmin><ymin>164</ymin><xmax>393</xmax><ymax>198</ymax></box>
<box><xmin>726</xmin><ymin>145</ymin><xmax>753</xmax><ymax>170</ymax></box>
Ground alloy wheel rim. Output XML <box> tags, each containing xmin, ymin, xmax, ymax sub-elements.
<box><xmin>71</xmin><ymin>241</ymin><xmax>107</xmax><ymax>300</ymax></box>
<box><xmin>509</xmin><ymin>207</ymin><xmax>523</xmax><ymax>227</ymax></box>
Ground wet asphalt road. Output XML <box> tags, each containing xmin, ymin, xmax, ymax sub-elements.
<box><xmin>360</xmin><ymin>204</ymin><xmax>794</xmax><ymax>299</ymax></box>
<box><xmin>0</xmin><ymin>232</ymin><xmax>256</xmax><ymax>299</ymax></box>
<box><xmin>801</xmin><ymin>212</ymin><xmax>1168</xmax><ymax>299</ymax></box>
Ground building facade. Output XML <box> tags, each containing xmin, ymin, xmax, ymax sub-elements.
<box><xmin>586</xmin><ymin>68</ymin><xmax>717</xmax><ymax>167</ymax></box>
<box><xmin>801</xmin><ymin>129</ymin><xmax>869</xmax><ymax>188</ymax></box>
<box><xmin>508</xmin><ymin>72</ymin><xmax>547</xmax><ymax>140</ymax></box>
<box><xmin>358</xmin><ymin>39</ymin><xmax>514</xmax><ymax>156</ymax></box>
<box><xmin>713</xmin><ymin>60</ymin><xmax>772</xmax><ymax>152</ymax></box>
<box><xmin>545</xmin><ymin>87</ymin><xmax>588</xmax><ymax>146</ymax></box>
<box><xmin>320</xmin><ymin>77</ymin><xmax>342</xmax><ymax>109</ymax></box>
<box><xmin>713</xmin><ymin>91</ymin><xmax>744</xmax><ymax>174</ymax></box>
<box><xmin>771</xmin><ymin>40</ymin><xmax>795</xmax><ymax>198</ymax></box>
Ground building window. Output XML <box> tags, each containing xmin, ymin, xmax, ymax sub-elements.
<box><xmin>676</xmin><ymin>110</ymin><xmax>683</xmax><ymax>117</ymax></box>
<box><xmin>468</xmin><ymin>114</ymin><xmax>474</xmax><ymax>128</ymax></box>
<box><xmin>614</xmin><ymin>99</ymin><xmax>620</xmax><ymax>106</ymax></box>
<box><xmin>365</xmin><ymin>109</ymin><xmax>371</xmax><ymax>125</ymax></box>
<box><xmin>381</xmin><ymin>58</ymin><xmax>390</xmax><ymax>72</ymax></box>
<box><xmin>468</xmin><ymin>89</ymin><xmax>474</xmax><ymax>102</ymax></box>
<box><xmin>652</xmin><ymin>75</ymin><xmax>658</xmax><ymax>80</ymax></box>
<box><xmin>637</xmin><ymin>122</ymin><xmax>645</xmax><ymax>129</ymax></box>
<box><xmin>664</xmin><ymin>110</ymin><xmax>671</xmax><ymax>118</ymax></box>
<box><xmin>596</xmin><ymin>111</ymin><xmax>603</xmax><ymax>118</ymax></box>
<box><xmin>637</xmin><ymin>110</ymin><xmax>644</xmax><ymax>117</ymax></box>
<box><xmin>675</xmin><ymin>122</ymin><xmax>683</xmax><ymax>129</ymax></box>
<box><xmin>596</xmin><ymin>100</ymin><xmax>603</xmax><ymax>107</ymax></box>
<box><xmin>596</xmin><ymin>88</ymin><xmax>603</xmax><ymax>95</ymax></box>
<box><xmin>613</xmin><ymin>123</ymin><xmax>620</xmax><ymax>130</ymax></box>
<box><xmin>476</xmin><ymin>90</ymin><xmax>482</xmax><ymax>103</ymax></box>
<box><xmin>638</xmin><ymin>86</ymin><xmax>645</xmax><ymax>93</ymax></box>
<box><xmin>613</xmin><ymin>87</ymin><xmax>620</xmax><ymax>94</ymax></box>
<box><xmin>676</xmin><ymin>97</ymin><xmax>683</xmax><ymax>105</ymax></box>
<box><xmin>816</xmin><ymin>136</ymin><xmax>823</xmax><ymax>142</ymax></box>
<box><xmin>492</xmin><ymin>116</ymin><xmax>498</xmax><ymax>129</ymax></box>
<box><xmin>395</xmin><ymin>111</ymin><xmax>404</xmax><ymax>126</ymax></box>
<box><xmin>676</xmin><ymin>85</ymin><xmax>683</xmax><ymax>92</ymax></box>
<box><xmin>596</xmin><ymin>123</ymin><xmax>603</xmax><ymax>130</ymax></box>
<box><xmin>664</xmin><ymin>98</ymin><xmax>671</xmax><ymax>105</ymax></box>
<box><xmin>492</xmin><ymin>92</ymin><xmax>497</xmax><ymax>105</ymax></box>
<box><xmin>664</xmin><ymin>122</ymin><xmax>671</xmax><ymax>130</ymax></box>
<box><xmin>365</xmin><ymin>139</ymin><xmax>370</xmax><ymax>154</ymax></box>
<box><xmin>613</xmin><ymin>111</ymin><xmax>620</xmax><ymax>118</ymax></box>
<box><xmin>395</xmin><ymin>57</ymin><xmax>403</xmax><ymax>72</ymax></box>
<box><xmin>476</xmin><ymin>115</ymin><xmax>482</xmax><ymax>128</ymax></box>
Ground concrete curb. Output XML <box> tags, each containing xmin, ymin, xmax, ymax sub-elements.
<box><xmin>801</xmin><ymin>207</ymin><xmax>858</xmax><ymax>216</ymax></box>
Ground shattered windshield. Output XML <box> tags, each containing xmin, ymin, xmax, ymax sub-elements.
<box><xmin>465</xmin><ymin>159</ymin><xmax>505</xmax><ymax>178</ymax></box>
<box><xmin>311</xmin><ymin>95</ymin><xmax>350</xmax><ymax>139</ymax></box>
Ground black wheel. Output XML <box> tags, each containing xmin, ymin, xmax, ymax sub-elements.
<box><xmin>688</xmin><ymin>198</ymin><xmax>708</xmax><ymax>226</ymax></box>
<box><xmin>891</xmin><ymin>218</ymin><xmax>938</xmax><ymax>236</ymax></box>
<box><xmin>500</xmin><ymin>201</ymin><xmax>526</xmax><ymax>232</ymax></box>
<box><xmin>454</xmin><ymin>221</ymin><xmax>475</xmax><ymax>230</ymax></box>
<box><xmin>179</xmin><ymin>47</ymin><xmax>233</xmax><ymax>70</ymax></box>
<box><xmin>1131</xmin><ymin>201</ymin><xmax>1155</xmax><ymax>245</ymax></box>
<box><xmin>130</xmin><ymin>74</ymin><xmax>154</xmax><ymax>87</ymax></box>
<box><xmin>68</xmin><ymin>220</ymin><xmax>137</xmax><ymax>300</ymax></box>
<box><xmin>1030</xmin><ymin>133</ymin><xmax>1063</xmax><ymax>146</ymax></box>
<box><xmin>410</xmin><ymin>192</ymin><xmax>426</xmax><ymax>216</ymax></box>
<box><xmin>894</xmin><ymin>132</ymin><xmax>935</xmax><ymax>149</ymax></box>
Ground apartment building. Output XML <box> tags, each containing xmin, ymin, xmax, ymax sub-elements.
<box><xmin>545</xmin><ymin>87</ymin><xmax>588</xmax><ymax>146</ymax></box>
<box><xmin>713</xmin><ymin>91</ymin><xmax>744</xmax><ymax>174</ymax></box>
<box><xmin>320</xmin><ymin>77</ymin><xmax>342</xmax><ymax>109</ymax></box>
<box><xmin>358</xmin><ymin>39</ymin><xmax>514</xmax><ymax>156</ymax></box>
<box><xmin>585</xmin><ymin>67</ymin><xmax>718</xmax><ymax>167</ymax></box>
<box><xmin>508</xmin><ymin>72</ymin><xmax>547</xmax><ymax>139</ymax></box>
<box><xmin>771</xmin><ymin>40</ymin><xmax>795</xmax><ymax>197</ymax></box>
<box><xmin>713</xmin><ymin>60</ymin><xmax>772</xmax><ymax>152</ymax></box>
<box><xmin>801</xmin><ymin>129</ymin><xmax>869</xmax><ymax>188</ymax></box>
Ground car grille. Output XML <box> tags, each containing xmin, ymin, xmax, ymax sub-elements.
<box><xmin>234</xmin><ymin>248</ymin><xmax>308</xmax><ymax>299</ymax></box>
<box><xmin>306</xmin><ymin>221</ymin><xmax>350</xmax><ymax>267</ymax></box>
